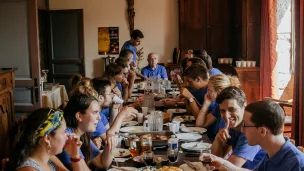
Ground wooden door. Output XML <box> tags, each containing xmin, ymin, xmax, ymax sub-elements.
<box><xmin>179</xmin><ymin>0</ymin><xmax>208</xmax><ymax>56</ymax></box>
<box><xmin>46</xmin><ymin>9</ymin><xmax>85</xmax><ymax>93</ymax></box>
<box><xmin>0</xmin><ymin>0</ymin><xmax>42</xmax><ymax>114</ymax></box>
<box><xmin>244</xmin><ymin>0</ymin><xmax>261</xmax><ymax>63</ymax></box>
<box><xmin>206</xmin><ymin>0</ymin><xmax>230</xmax><ymax>61</ymax></box>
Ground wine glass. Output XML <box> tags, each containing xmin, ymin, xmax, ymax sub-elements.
<box><xmin>167</xmin><ymin>149</ymin><xmax>178</xmax><ymax>166</ymax></box>
<box><xmin>41</xmin><ymin>69</ymin><xmax>49</xmax><ymax>82</ymax></box>
<box><xmin>143</xmin><ymin>151</ymin><xmax>154</xmax><ymax>166</ymax></box>
<box><xmin>200</xmin><ymin>148</ymin><xmax>211</xmax><ymax>171</ymax></box>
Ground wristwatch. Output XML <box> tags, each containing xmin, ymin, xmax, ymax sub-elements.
<box><xmin>188</xmin><ymin>98</ymin><xmax>194</xmax><ymax>103</ymax></box>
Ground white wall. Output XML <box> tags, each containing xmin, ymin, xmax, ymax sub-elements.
<box><xmin>49</xmin><ymin>0</ymin><xmax>179</xmax><ymax>77</ymax></box>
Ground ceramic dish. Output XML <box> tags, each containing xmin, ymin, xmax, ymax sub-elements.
<box><xmin>172</xmin><ymin>115</ymin><xmax>195</xmax><ymax>122</ymax></box>
<box><xmin>108</xmin><ymin>167</ymin><xmax>137</xmax><ymax>171</ymax></box>
<box><xmin>181</xmin><ymin>127</ymin><xmax>207</xmax><ymax>134</ymax></box>
<box><xmin>175</xmin><ymin>133</ymin><xmax>202</xmax><ymax>141</ymax></box>
<box><xmin>181</xmin><ymin>142</ymin><xmax>212</xmax><ymax>152</ymax></box>
<box><xmin>110</xmin><ymin>148</ymin><xmax>131</xmax><ymax>157</ymax></box>
<box><xmin>119</xmin><ymin>126</ymin><xmax>144</xmax><ymax>133</ymax></box>
<box><xmin>121</xmin><ymin>121</ymin><xmax>139</xmax><ymax>127</ymax></box>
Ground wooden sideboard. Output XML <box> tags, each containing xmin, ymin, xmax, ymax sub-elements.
<box><xmin>235</xmin><ymin>67</ymin><xmax>260</xmax><ymax>104</ymax></box>
<box><xmin>0</xmin><ymin>69</ymin><xmax>16</xmax><ymax>160</ymax></box>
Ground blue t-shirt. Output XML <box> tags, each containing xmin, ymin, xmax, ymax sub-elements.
<box><xmin>209</xmin><ymin>67</ymin><xmax>222</xmax><ymax>76</ymax></box>
<box><xmin>254</xmin><ymin>137</ymin><xmax>304</xmax><ymax>171</ymax></box>
<box><xmin>206</xmin><ymin>103</ymin><xmax>226</xmax><ymax>140</ymax></box>
<box><xmin>188</xmin><ymin>88</ymin><xmax>216</xmax><ymax>110</ymax></box>
<box><xmin>226</xmin><ymin>129</ymin><xmax>266</xmax><ymax>169</ymax></box>
<box><xmin>141</xmin><ymin>65</ymin><xmax>168</xmax><ymax>79</ymax></box>
<box><xmin>92</xmin><ymin>108</ymin><xmax>110</xmax><ymax>137</ymax></box>
<box><xmin>121</xmin><ymin>40</ymin><xmax>137</xmax><ymax>62</ymax></box>
<box><xmin>56</xmin><ymin>128</ymin><xmax>100</xmax><ymax>169</ymax></box>
<box><xmin>116</xmin><ymin>82</ymin><xmax>123</xmax><ymax>94</ymax></box>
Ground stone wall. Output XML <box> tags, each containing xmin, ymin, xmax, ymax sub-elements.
<box><xmin>276</xmin><ymin>0</ymin><xmax>293</xmax><ymax>100</ymax></box>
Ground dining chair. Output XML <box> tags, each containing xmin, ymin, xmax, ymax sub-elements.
<box><xmin>263</xmin><ymin>97</ymin><xmax>293</xmax><ymax>137</ymax></box>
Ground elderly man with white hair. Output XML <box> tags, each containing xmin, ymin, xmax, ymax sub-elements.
<box><xmin>141</xmin><ymin>53</ymin><xmax>168</xmax><ymax>79</ymax></box>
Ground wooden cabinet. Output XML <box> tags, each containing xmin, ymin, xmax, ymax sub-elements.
<box><xmin>0</xmin><ymin>69</ymin><xmax>16</xmax><ymax>160</ymax></box>
<box><xmin>179</xmin><ymin>0</ymin><xmax>261</xmax><ymax>65</ymax></box>
<box><xmin>235</xmin><ymin>67</ymin><xmax>260</xmax><ymax>104</ymax></box>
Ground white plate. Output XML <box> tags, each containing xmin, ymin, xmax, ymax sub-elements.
<box><xmin>181</xmin><ymin>127</ymin><xmax>207</xmax><ymax>134</ymax></box>
<box><xmin>173</xmin><ymin>115</ymin><xmax>195</xmax><ymax>122</ymax></box>
<box><xmin>168</xmin><ymin>91</ymin><xmax>180</xmax><ymax>95</ymax></box>
<box><xmin>110</xmin><ymin>148</ymin><xmax>131</xmax><ymax>157</ymax></box>
<box><xmin>176</xmin><ymin>133</ymin><xmax>202</xmax><ymax>141</ymax></box>
<box><xmin>136</xmin><ymin>166</ymin><xmax>156</xmax><ymax>171</ymax></box>
<box><xmin>108</xmin><ymin>167</ymin><xmax>137</xmax><ymax>171</ymax></box>
<box><xmin>180</xmin><ymin>162</ymin><xmax>208</xmax><ymax>171</ymax></box>
<box><xmin>132</xmin><ymin>89</ymin><xmax>139</xmax><ymax>93</ymax></box>
<box><xmin>166</xmin><ymin>108</ymin><xmax>187</xmax><ymax>114</ymax></box>
<box><xmin>121</xmin><ymin>121</ymin><xmax>138</xmax><ymax>127</ymax></box>
<box><xmin>181</xmin><ymin>142</ymin><xmax>212</xmax><ymax>152</ymax></box>
<box><xmin>119</xmin><ymin>126</ymin><xmax>144</xmax><ymax>133</ymax></box>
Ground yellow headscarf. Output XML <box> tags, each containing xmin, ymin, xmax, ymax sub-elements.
<box><xmin>34</xmin><ymin>110</ymin><xmax>64</xmax><ymax>137</ymax></box>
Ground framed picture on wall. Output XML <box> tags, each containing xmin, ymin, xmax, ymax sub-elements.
<box><xmin>98</xmin><ymin>27</ymin><xmax>119</xmax><ymax>54</ymax></box>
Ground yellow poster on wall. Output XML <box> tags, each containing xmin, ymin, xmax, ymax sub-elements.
<box><xmin>98</xmin><ymin>27</ymin><xmax>119</xmax><ymax>54</ymax></box>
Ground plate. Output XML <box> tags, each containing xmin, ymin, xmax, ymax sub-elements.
<box><xmin>110</xmin><ymin>148</ymin><xmax>131</xmax><ymax>157</ymax></box>
<box><xmin>136</xmin><ymin>166</ymin><xmax>156</xmax><ymax>171</ymax></box>
<box><xmin>122</xmin><ymin>121</ymin><xmax>139</xmax><ymax>127</ymax></box>
<box><xmin>168</xmin><ymin>91</ymin><xmax>180</xmax><ymax>95</ymax></box>
<box><xmin>181</xmin><ymin>142</ymin><xmax>212</xmax><ymax>151</ymax></box>
<box><xmin>175</xmin><ymin>133</ymin><xmax>202</xmax><ymax>141</ymax></box>
<box><xmin>108</xmin><ymin>167</ymin><xmax>137</xmax><ymax>171</ymax></box>
<box><xmin>181</xmin><ymin>127</ymin><xmax>207</xmax><ymax>134</ymax></box>
<box><xmin>166</xmin><ymin>108</ymin><xmax>187</xmax><ymax>114</ymax></box>
<box><xmin>133</xmin><ymin>155</ymin><xmax>144</xmax><ymax>163</ymax></box>
<box><xmin>172</xmin><ymin>115</ymin><xmax>195</xmax><ymax>122</ymax></box>
<box><xmin>120</xmin><ymin>126</ymin><xmax>144</xmax><ymax>133</ymax></box>
<box><xmin>180</xmin><ymin>162</ymin><xmax>208</xmax><ymax>171</ymax></box>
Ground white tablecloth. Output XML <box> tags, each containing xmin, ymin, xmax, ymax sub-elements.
<box><xmin>42</xmin><ymin>85</ymin><xmax>69</xmax><ymax>109</ymax></box>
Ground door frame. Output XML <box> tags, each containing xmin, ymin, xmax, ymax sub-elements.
<box><xmin>47</xmin><ymin>9</ymin><xmax>85</xmax><ymax>83</ymax></box>
<box><xmin>14</xmin><ymin>0</ymin><xmax>42</xmax><ymax>112</ymax></box>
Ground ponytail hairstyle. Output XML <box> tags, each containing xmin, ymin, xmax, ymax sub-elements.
<box><xmin>64</xmin><ymin>94</ymin><xmax>99</xmax><ymax>164</ymax></box>
<box><xmin>6</xmin><ymin>108</ymin><xmax>63</xmax><ymax>170</ymax></box>
<box><xmin>209</xmin><ymin>74</ymin><xmax>240</xmax><ymax>92</ymax></box>
<box><xmin>70</xmin><ymin>85</ymin><xmax>98</xmax><ymax>98</ymax></box>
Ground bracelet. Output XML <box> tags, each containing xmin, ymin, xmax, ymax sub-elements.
<box><xmin>70</xmin><ymin>156</ymin><xmax>81</xmax><ymax>162</ymax></box>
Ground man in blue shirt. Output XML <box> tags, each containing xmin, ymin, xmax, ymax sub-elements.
<box><xmin>121</xmin><ymin>29</ymin><xmax>144</xmax><ymax>62</ymax></box>
<box><xmin>209</xmin><ymin>87</ymin><xmax>266</xmax><ymax>169</ymax></box>
<box><xmin>91</xmin><ymin>78</ymin><xmax>136</xmax><ymax>148</ymax></box>
<box><xmin>199</xmin><ymin>90</ymin><xmax>304</xmax><ymax>170</ymax></box>
<box><xmin>141</xmin><ymin>53</ymin><xmax>168</xmax><ymax>79</ymax></box>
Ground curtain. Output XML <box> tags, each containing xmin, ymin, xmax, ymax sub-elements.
<box><xmin>259</xmin><ymin>0</ymin><xmax>278</xmax><ymax>99</ymax></box>
<box><xmin>292</xmin><ymin>0</ymin><xmax>304</xmax><ymax>146</ymax></box>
